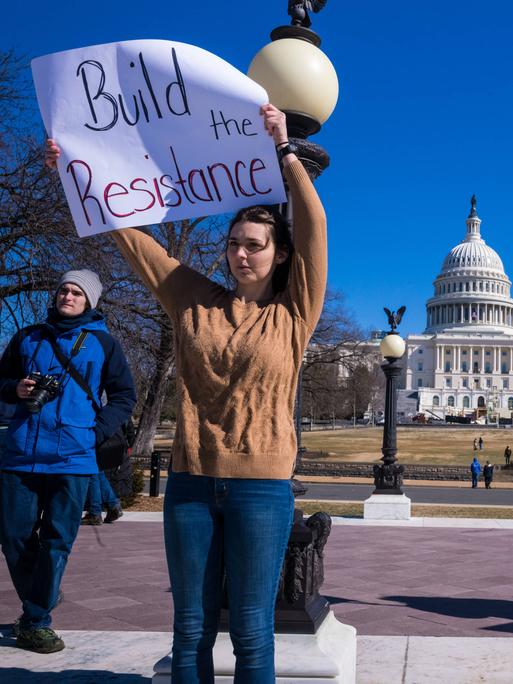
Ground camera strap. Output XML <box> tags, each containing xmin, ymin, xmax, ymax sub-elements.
<box><xmin>46</xmin><ymin>331</ymin><xmax>102</xmax><ymax>413</ymax></box>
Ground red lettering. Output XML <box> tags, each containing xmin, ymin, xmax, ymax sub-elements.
<box><xmin>188</xmin><ymin>169</ymin><xmax>214</xmax><ymax>202</ymax></box>
<box><xmin>129</xmin><ymin>178</ymin><xmax>156</xmax><ymax>212</ymax></box>
<box><xmin>153</xmin><ymin>177</ymin><xmax>165</xmax><ymax>207</ymax></box>
<box><xmin>207</xmin><ymin>162</ymin><xmax>239</xmax><ymax>202</ymax></box>
<box><xmin>160</xmin><ymin>175</ymin><xmax>182</xmax><ymax>207</ymax></box>
<box><xmin>104</xmin><ymin>182</ymin><xmax>135</xmax><ymax>218</ymax></box>
<box><xmin>66</xmin><ymin>159</ymin><xmax>106</xmax><ymax>226</ymax></box>
<box><xmin>249</xmin><ymin>158</ymin><xmax>271</xmax><ymax>195</ymax></box>
<box><xmin>234</xmin><ymin>160</ymin><xmax>256</xmax><ymax>198</ymax></box>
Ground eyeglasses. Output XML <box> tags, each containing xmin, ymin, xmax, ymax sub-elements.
<box><xmin>58</xmin><ymin>287</ymin><xmax>85</xmax><ymax>298</ymax></box>
<box><xmin>226</xmin><ymin>238</ymin><xmax>270</xmax><ymax>255</ymax></box>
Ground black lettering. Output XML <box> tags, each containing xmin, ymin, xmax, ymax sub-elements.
<box><xmin>77</xmin><ymin>60</ymin><xmax>119</xmax><ymax>132</ymax></box>
<box><xmin>165</xmin><ymin>48</ymin><xmax>190</xmax><ymax>116</ymax></box>
<box><xmin>138</xmin><ymin>90</ymin><xmax>150</xmax><ymax>122</ymax></box>
<box><xmin>118</xmin><ymin>95</ymin><xmax>140</xmax><ymax>126</ymax></box>
<box><xmin>209</xmin><ymin>109</ymin><xmax>243</xmax><ymax>139</ymax></box>
<box><xmin>242</xmin><ymin>118</ymin><xmax>257</xmax><ymax>136</ymax></box>
<box><xmin>139</xmin><ymin>52</ymin><xmax>163</xmax><ymax>119</ymax></box>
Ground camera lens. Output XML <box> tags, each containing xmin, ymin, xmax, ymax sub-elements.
<box><xmin>25</xmin><ymin>391</ymin><xmax>48</xmax><ymax>414</ymax></box>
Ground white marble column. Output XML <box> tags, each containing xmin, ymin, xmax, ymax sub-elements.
<box><xmin>481</xmin><ymin>347</ymin><xmax>485</xmax><ymax>373</ymax></box>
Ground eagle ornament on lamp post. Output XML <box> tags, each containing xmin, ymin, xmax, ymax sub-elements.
<box><xmin>373</xmin><ymin>306</ymin><xmax>407</xmax><ymax>494</ymax></box>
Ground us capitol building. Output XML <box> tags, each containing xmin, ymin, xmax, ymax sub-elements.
<box><xmin>398</xmin><ymin>196</ymin><xmax>513</xmax><ymax>421</ymax></box>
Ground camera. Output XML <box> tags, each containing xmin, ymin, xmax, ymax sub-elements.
<box><xmin>25</xmin><ymin>372</ymin><xmax>61</xmax><ymax>414</ymax></box>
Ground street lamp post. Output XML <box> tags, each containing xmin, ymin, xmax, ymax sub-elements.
<box><xmin>244</xmin><ymin>3</ymin><xmax>339</xmax><ymax>635</ymax></box>
<box><xmin>364</xmin><ymin>307</ymin><xmax>412</xmax><ymax>520</ymax></box>
<box><xmin>373</xmin><ymin>321</ymin><xmax>406</xmax><ymax>494</ymax></box>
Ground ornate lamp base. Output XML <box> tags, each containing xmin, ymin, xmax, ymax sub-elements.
<box><xmin>372</xmin><ymin>462</ymin><xmax>404</xmax><ymax>495</ymax></box>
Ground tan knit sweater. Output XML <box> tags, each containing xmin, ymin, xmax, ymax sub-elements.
<box><xmin>112</xmin><ymin>161</ymin><xmax>327</xmax><ymax>479</ymax></box>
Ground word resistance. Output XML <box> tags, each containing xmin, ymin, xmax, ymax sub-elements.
<box><xmin>67</xmin><ymin>146</ymin><xmax>272</xmax><ymax>227</ymax></box>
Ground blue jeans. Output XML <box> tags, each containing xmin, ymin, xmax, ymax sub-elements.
<box><xmin>86</xmin><ymin>471</ymin><xmax>119</xmax><ymax>515</ymax></box>
<box><xmin>164</xmin><ymin>472</ymin><xmax>294</xmax><ymax>684</ymax></box>
<box><xmin>0</xmin><ymin>470</ymin><xmax>89</xmax><ymax>629</ymax></box>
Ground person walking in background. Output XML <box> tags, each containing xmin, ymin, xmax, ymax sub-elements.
<box><xmin>479</xmin><ymin>436</ymin><xmax>484</xmax><ymax>450</ymax></box>
<box><xmin>81</xmin><ymin>418</ymin><xmax>135</xmax><ymax>524</ymax></box>
<box><xmin>473</xmin><ymin>438</ymin><xmax>478</xmax><ymax>451</ymax></box>
<box><xmin>483</xmin><ymin>461</ymin><xmax>494</xmax><ymax>489</ymax></box>
<box><xmin>471</xmin><ymin>456</ymin><xmax>481</xmax><ymax>488</ymax></box>
<box><xmin>0</xmin><ymin>270</ymin><xmax>136</xmax><ymax>654</ymax></box>
<box><xmin>81</xmin><ymin>470</ymin><xmax>123</xmax><ymax>525</ymax></box>
<box><xmin>504</xmin><ymin>445</ymin><xmax>511</xmax><ymax>466</ymax></box>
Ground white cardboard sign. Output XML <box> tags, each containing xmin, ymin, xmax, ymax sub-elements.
<box><xmin>32</xmin><ymin>40</ymin><xmax>286</xmax><ymax>237</ymax></box>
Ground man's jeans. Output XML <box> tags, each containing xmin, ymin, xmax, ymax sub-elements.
<box><xmin>0</xmin><ymin>470</ymin><xmax>89</xmax><ymax>629</ymax></box>
<box><xmin>86</xmin><ymin>471</ymin><xmax>119</xmax><ymax>515</ymax></box>
<box><xmin>164</xmin><ymin>472</ymin><xmax>294</xmax><ymax>684</ymax></box>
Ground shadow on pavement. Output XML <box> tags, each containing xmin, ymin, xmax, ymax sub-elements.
<box><xmin>384</xmin><ymin>595</ymin><xmax>513</xmax><ymax>631</ymax></box>
<box><xmin>0</xmin><ymin>670</ymin><xmax>151</xmax><ymax>683</ymax></box>
<box><xmin>324</xmin><ymin>595</ymin><xmax>376</xmax><ymax>607</ymax></box>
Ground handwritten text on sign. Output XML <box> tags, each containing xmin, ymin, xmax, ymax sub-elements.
<box><xmin>31</xmin><ymin>40</ymin><xmax>286</xmax><ymax>237</ymax></box>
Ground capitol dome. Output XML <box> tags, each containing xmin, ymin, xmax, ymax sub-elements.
<box><xmin>441</xmin><ymin>239</ymin><xmax>504</xmax><ymax>274</ymax></box>
<box><xmin>425</xmin><ymin>196</ymin><xmax>513</xmax><ymax>333</ymax></box>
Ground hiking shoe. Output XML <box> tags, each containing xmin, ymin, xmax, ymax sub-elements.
<box><xmin>104</xmin><ymin>506</ymin><xmax>123</xmax><ymax>524</ymax></box>
<box><xmin>13</xmin><ymin>591</ymin><xmax>63</xmax><ymax>636</ymax></box>
<box><xmin>16</xmin><ymin>627</ymin><xmax>65</xmax><ymax>653</ymax></box>
<box><xmin>81</xmin><ymin>513</ymin><xmax>103</xmax><ymax>525</ymax></box>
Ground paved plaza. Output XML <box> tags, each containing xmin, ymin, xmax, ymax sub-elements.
<box><xmin>2</xmin><ymin>512</ymin><xmax>513</xmax><ymax>682</ymax></box>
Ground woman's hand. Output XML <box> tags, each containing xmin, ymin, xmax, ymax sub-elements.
<box><xmin>45</xmin><ymin>139</ymin><xmax>61</xmax><ymax>169</ymax></box>
<box><xmin>261</xmin><ymin>103</ymin><xmax>297</xmax><ymax>166</ymax></box>
<box><xmin>260</xmin><ymin>103</ymin><xmax>288</xmax><ymax>147</ymax></box>
<box><xmin>16</xmin><ymin>378</ymin><xmax>36</xmax><ymax>399</ymax></box>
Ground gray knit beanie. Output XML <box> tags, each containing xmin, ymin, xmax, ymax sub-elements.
<box><xmin>58</xmin><ymin>269</ymin><xmax>103</xmax><ymax>309</ymax></box>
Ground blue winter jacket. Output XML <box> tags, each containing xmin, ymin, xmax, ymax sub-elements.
<box><xmin>470</xmin><ymin>458</ymin><xmax>481</xmax><ymax>475</ymax></box>
<box><xmin>0</xmin><ymin>311</ymin><xmax>136</xmax><ymax>474</ymax></box>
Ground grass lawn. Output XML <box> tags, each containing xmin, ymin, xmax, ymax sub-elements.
<box><xmin>301</xmin><ymin>427</ymin><xmax>512</xmax><ymax>466</ymax></box>
<box><xmin>127</xmin><ymin>496</ymin><xmax>513</xmax><ymax>519</ymax></box>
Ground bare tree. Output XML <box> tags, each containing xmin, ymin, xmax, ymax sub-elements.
<box><xmin>300</xmin><ymin>290</ymin><xmax>368</xmax><ymax>420</ymax></box>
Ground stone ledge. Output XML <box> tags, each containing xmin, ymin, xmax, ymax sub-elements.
<box><xmin>296</xmin><ymin>461</ymin><xmax>476</xmax><ymax>481</ymax></box>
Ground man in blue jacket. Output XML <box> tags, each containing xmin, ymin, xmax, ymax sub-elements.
<box><xmin>0</xmin><ymin>269</ymin><xmax>136</xmax><ymax>653</ymax></box>
<box><xmin>470</xmin><ymin>456</ymin><xmax>481</xmax><ymax>488</ymax></box>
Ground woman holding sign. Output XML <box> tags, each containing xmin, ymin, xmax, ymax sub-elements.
<box><xmin>46</xmin><ymin>103</ymin><xmax>326</xmax><ymax>683</ymax></box>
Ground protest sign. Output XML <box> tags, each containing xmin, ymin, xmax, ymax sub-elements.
<box><xmin>32</xmin><ymin>40</ymin><xmax>286</xmax><ymax>237</ymax></box>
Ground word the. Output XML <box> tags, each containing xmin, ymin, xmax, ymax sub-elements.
<box><xmin>77</xmin><ymin>48</ymin><xmax>189</xmax><ymax>132</ymax></box>
<box><xmin>209</xmin><ymin>110</ymin><xmax>257</xmax><ymax>140</ymax></box>
<box><xmin>66</xmin><ymin>146</ymin><xmax>271</xmax><ymax>226</ymax></box>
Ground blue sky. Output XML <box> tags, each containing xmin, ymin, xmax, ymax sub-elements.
<box><xmin>4</xmin><ymin>1</ymin><xmax>513</xmax><ymax>336</ymax></box>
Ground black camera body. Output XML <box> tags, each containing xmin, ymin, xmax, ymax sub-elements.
<box><xmin>25</xmin><ymin>372</ymin><xmax>61</xmax><ymax>414</ymax></box>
